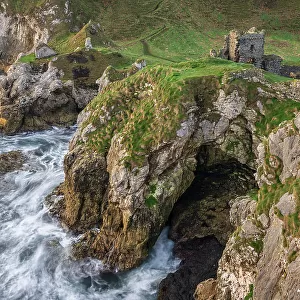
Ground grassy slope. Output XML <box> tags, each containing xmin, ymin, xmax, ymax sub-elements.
<box><xmin>4</xmin><ymin>0</ymin><xmax>300</xmax><ymax>66</ymax></box>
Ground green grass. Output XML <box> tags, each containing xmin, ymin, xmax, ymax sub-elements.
<box><xmin>255</xmin><ymin>97</ymin><xmax>300</xmax><ymax>136</ymax></box>
<box><xmin>265</xmin><ymin>31</ymin><xmax>300</xmax><ymax>66</ymax></box>
<box><xmin>18</xmin><ymin>53</ymin><xmax>36</xmax><ymax>63</ymax></box>
<box><xmin>5</xmin><ymin>0</ymin><xmax>300</xmax><ymax>67</ymax></box>
<box><xmin>5</xmin><ymin>0</ymin><xmax>47</xmax><ymax>13</ymax></box>
<box><xmin>264</xmin><ymin>71</ymin><xmax>294</xmax><ymax>83</ymax></box>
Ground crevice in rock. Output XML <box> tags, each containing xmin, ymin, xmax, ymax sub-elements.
<box><xmin>158</xmin><ymin>145</ymin><xmax>257</xmax><ymax>300</ymax></box>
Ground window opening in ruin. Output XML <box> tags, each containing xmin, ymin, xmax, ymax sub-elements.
<box><xmin>250</xmin><ymin>44</ymin><xmax>255</xmax><ymax>53</ymax></box>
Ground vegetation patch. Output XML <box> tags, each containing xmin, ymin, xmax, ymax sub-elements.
<box><xmin>255</xmin><ymin>97</ymin><xmax>300</xmax><ymax>136</ymax></box>
<box><xmin>249</xmin><ymin>239</ymin><xmax>264</xmax><ymax>254</ymax></box>
<box><xmin>257</xmin><ymin>177</ymin><xmax>300</xmax><ymax>237</ymax></box>
<box><xmin>248</xmin><ymin>188</ymin><xmax>259</xmax><ymax>201</ymax></box>
<box><xmin>18</xmin><ymin>53</ymin><xmax>36</xmax><ymax>63</ymax></box>
<box><xmin>244</xmin><ymin>284</ymin><xmax>254</xmax><ymax>300</ymax></box>
<box><xmin>263</xmin><ymin>72</ymin><xmax>293</xmax><ymax>83</ymax></box>
<box><xmin>145</xmin><ymin>195</ymin><xmax>157</xmax><ymax>208</ymax></box>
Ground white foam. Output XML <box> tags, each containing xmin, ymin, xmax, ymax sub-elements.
<box><xmin>0</xmin><ymin>128</ymin><xmax>179</xmax><ymax>300</ymax></box>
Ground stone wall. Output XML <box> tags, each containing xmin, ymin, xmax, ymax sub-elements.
<box><xmin>262</xmin><ymin>54</ymin><xmax>282</xmax><ymax>75</ymax></box>
<box><xmin>217</xmin><ymin>28</ymin><xmax>294</xmax><ymax>77</ymax></box>
<box><xmin>238</xmin><ymin>32</ymin><xmax>264</xmax><ymax>67</ymax></box>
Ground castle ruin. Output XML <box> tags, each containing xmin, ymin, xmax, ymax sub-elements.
<box><xmin>217</xmin><ymin>27</ymin><xmax>283</xmax><ymax>75</ymax></box>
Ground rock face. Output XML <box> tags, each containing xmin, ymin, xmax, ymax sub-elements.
<box><xmin>194</xmin><ymin>279</ymin><xmax>218</xmax><ymax>300</ymax></box>
<box><xmin>158</xmin><ymin>236</ymin><xmax>224</xmax><ymax>300</ymax></box>
<box><xmin>0</xmin><ymin>63</ymin><xmax>97</xmax><ymax>134</ymax></box>
<box><xmin>216</xmin><ymin>196</ymin><xmax>260</xmax><ymax>300</ymax></box>
<box><xmin>47</xmin><ymin>62</ymin><xmax>300</xmax><ymax>292</ymax></box>
<box><xmin>0</xmin><ymin>10</ymin><xmax>48</xmax><ymax>65</ymax></box>
<box><xmin>158</xmin><ymin>161</ymin><xmax>256</xmax><ymax>300</ymax></box>
<box><xmin>48</xmin><ymin>63</ymin><xmax>270</xmax><ymax>272</ymax></box>
<box><xmin>209</xmin><ymin>113</ymin><xmax>300</xmax><ymax>299</ymax></box>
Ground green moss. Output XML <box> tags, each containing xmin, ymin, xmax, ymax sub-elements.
<box><xmin>145</xmin><ymin>195</ymin><xmax>157</xmax><ymax>207</ymax></box>
<box><xmin>249</xmin><ymin>239</ymin><xmax>264</xmax><ymax>254</ymax></box>
<box><xmin>244</xmin><ymin>284</ymin><xmax>254</xmax><ymax>300</ymax></box>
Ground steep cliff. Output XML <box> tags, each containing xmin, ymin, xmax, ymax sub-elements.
<box><xmin>194</xmin><ymin>80</ymin><xmax>300</xmax><ymax>300</ymax></box>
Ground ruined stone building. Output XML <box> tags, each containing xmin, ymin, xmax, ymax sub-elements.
<box><xmin>221</xmin><ymin>27</ymin><xmax>265</xmax><ymax>67</ymax></box>
<box><xmin>218</xmin><ymin>27</ymin><xmax>284</xmax><ymax>75</ymax></box>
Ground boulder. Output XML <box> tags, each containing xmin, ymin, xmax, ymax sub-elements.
<box><xmin>194</xmin><ymin>279</ymin><xmax>217</xmax><ymax>300</ymax></box>
<box><xmin>35</xmin><ymin>43</ymin><xmax>57</xmax><ymax>59</ymax></box>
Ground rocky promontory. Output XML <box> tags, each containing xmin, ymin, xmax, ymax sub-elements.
<box><xmin>46</xmin><ymin>59</ymin><xmax>300</xmax><ymax>275</ymax></box>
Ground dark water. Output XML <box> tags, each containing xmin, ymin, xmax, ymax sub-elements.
<box><xmin>0</xmin><ymin>127</ymin><xmax>179</xmax><ymax>300</ymax></box>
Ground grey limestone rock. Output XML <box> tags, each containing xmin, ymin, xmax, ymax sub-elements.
<box><xmin>276</xmin><ymin>193</ymin><xmax>296</xmax><ymax>216</ymax></box>
<box><xmin>35</xmin><ymin>43</ymin><xmax>56</xmax><ymax>59</ymax></box>
<box><xmin>0</xmin><ymin>62</ymin><xmax>96</xmax><ymax>134</ymax></box>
